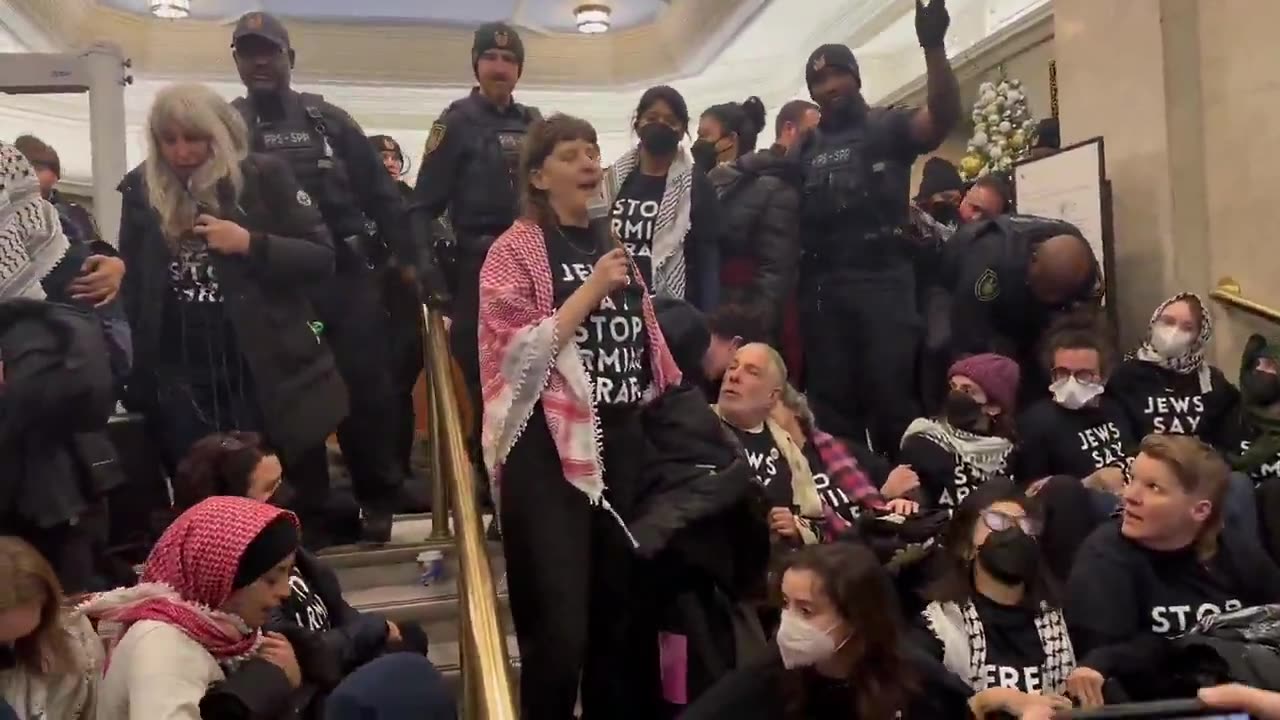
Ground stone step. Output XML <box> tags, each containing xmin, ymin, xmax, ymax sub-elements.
<box><xmin>342</xmin><ymin>571</ymin><xmax>510</xmax><ymax>644</ymax></box>
<box><xmin>432</xmin><ymin>635</ymin><xmax>522</xmax><ymax>696</ymax></box>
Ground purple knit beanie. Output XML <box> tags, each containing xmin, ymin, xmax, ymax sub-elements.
<box><xmin>948</xmin><ymin>353</ymin><xmax>1021</xmax><ymax>415</ymax></box>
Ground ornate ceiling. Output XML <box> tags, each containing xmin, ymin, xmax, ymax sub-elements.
<box><xmin>7</xmin><ymin>0</ymin><xmax>763</xmax><ymax>87</ymax></box>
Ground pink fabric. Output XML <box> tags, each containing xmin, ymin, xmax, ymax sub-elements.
<box><xmin>478</xmin><ymin>218</ymin><xmax>681</xmax><ymax>487</ymax></box>
<box><xmin>87</xmin><ymin>496</ymin><xmax>298</xmax><ymax>659</ymax></box>
<box><xmin>658</xmin><ymin>632</ymin><xmax>689</xmax><ymax>705</ymax></box>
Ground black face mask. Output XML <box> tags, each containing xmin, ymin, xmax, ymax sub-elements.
<box><xmin>691</xmin><ymin>138</ymin><xmax>721</xmax><ymax>172</ymax></box>
<box><xmin>1243</xmin><ymin>370</ymin><xmax>1280</xmax><ymax>406</ymax></box>
<box><xmin>977</xmin><ymin>528</ymin><xmax>1040</xmax><ymax>585</ymax></box>
<box><xmin>927</xmin><ymin>202</ymin><xmax>961</xmax><ymax>227</ymax></box>
<box><xmin>638</xmin><ymin>122</ymin><xmax>680</xmax><ymax>157</ymax></box>
<box><xmin>944</xmin><ymin>390</ymin><xmax>985</xmax><ymax>431</ymax></box>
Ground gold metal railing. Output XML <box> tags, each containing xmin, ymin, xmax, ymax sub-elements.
<box><xmin>420</xmin><ymin>305</ymin><xmax>517</xmax><ymax>720</ymax></box>
<box><xmin>1210</xmin><ymin>277</ymin><xmax>1280</xmax><ymax>324</ymax></box>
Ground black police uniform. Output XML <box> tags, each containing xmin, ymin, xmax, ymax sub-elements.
<box><xmin>795</xmin><ymin>45</ymin><xmax>940</xmax><ymax>459</ymax></box>
<box><xmin>231</xmin><ymin>14</ymin><xmax>414</xmax><ymax>531</ymax></box>
<box><xmin>411</xmin><ymin>22</ymin><xmax>540</xmax><ymax>463</ymax></box>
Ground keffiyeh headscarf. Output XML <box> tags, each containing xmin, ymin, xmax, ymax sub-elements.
<box><xmin>1132</xmin><ymin>291</ymin><xmax>1214</xmax><ymax>393</ymax></box>
<box><xmin>0</xmin><ymin>142</ymin><xmax>69</xmax><ymax>300</ymax></box>
<box><xmin>79</xmin><ymin>496</ymin><xmax>299</xmax><ymax>665</ymax></box>
<box><xmin>599</xmin><ymin>147</ymin><xmax>694</xmax><ymax>299</ymax></box>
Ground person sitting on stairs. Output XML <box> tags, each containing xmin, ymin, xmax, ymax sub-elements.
<box><xmin>172</xmin><ymin>432</ymin><xmax>432</xmax><ymax>673</ymax></box>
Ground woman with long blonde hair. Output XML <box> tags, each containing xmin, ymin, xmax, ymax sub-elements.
<box><xmin>117</xmin><ymin>82</ymin><xmax>347</xmax><ymax>544</ymax></box>
<box><xmin>0</xmin><ymin>536</ymin><xmax>102</xmax><ymax>719</ymax></box>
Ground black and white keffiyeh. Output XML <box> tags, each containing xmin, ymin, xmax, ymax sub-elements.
<box><xmin>924</xmin><ymin>599</ymin><xmax>1075</xmax><ymax>694</ymax></box>
<box><xmin>599</xmin><ymin>146</ymin><xmax>693</xmax><ymax>299</ymax></box>
<box><xmin>0</xmin><ymin>142</ymin><xmax>70</xmax><ymax>300</ymax></box>
<box><xmin>1131</xmin><ymin>291</ymin><xmax>1214</xmax><ymax>393</ymax></box>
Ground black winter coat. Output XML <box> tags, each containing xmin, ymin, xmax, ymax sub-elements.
<box><xmin>707</xmin><ymin>149</ymin><xmax>801</xmax><ymax>329</ymax></box>
<box><xmin>116</xmin><ymin>154</ymin><xmax>347</xmax><ymax>459</ymax></box>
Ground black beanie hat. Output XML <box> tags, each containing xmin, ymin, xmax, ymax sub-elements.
<box><xmin>915</xmin><ymin>157</ymin><xmax>964</xmax><ymax>201</ymax></box>
<box><xmin>233</xmin><ymin>514</ymin><xmax>299</xmax><ymax>590</ymax></box>
<box><xmin>472</xmin><ymin>22</ymin><xmax>525</xmax><ymax>77</ymax></box>
<box><xmin>806</xmin><ymin>43</ymin><xmax>860</xmax><ymax>90</ymax></box>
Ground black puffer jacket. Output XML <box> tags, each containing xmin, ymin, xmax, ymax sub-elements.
<box><xmin>707</xmin><ymin>148</ymin><xmax>801</xmax><ymax>327</ymax></box>
<box><xmin>117</xmin><ymin>153</ymin><xmax>348</xmax><ymax>460</ymax></box>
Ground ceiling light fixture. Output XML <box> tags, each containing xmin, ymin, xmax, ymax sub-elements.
<box><xmin>150</xmin><ymin>0</ymin><xmax>191</xmax><ymax>19</ymax></box>
<box><xmin>575</xmin><ymin>3</ymin><xmax>611</xmax><ymax>34</ymax></box>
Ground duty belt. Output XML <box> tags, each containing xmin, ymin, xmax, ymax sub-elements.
<box><xmin>338</xmin><ymin>233</ymin><xmax>389</xmax><ymax>270</ymax></box>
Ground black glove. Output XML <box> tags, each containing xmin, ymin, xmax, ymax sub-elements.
<box><xmin>915</xmin><ymin>0</ymin><xmax>949</xmax><ymax>49</ymax></box>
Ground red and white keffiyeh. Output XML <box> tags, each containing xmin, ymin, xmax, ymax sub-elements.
<box><xmin>478</xmin><ymin>219</ymin><xmax>680</xmax><ymax>508</ymax></box>
<box><xmin>79</xmin><ymin>496</ymin><xmax>299</xmax><ymax>663</ymax></box>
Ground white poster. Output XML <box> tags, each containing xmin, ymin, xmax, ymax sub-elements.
<box><xmin>1013</xmin><ymin>139</ymin><xmax>1106</xmax><ymax>288</ymax></box>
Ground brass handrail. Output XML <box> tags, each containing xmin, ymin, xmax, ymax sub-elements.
<box><xmin>420</xmin><ymin>305</ymin><xmax>517</xmax><ymax>720</ymax></box>
<box><xmin>1210</xmin><ymin>278</ymin><xmax>1280</xmax><ymax>324</ymax></box>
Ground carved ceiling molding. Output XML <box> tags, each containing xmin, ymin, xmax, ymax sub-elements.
<box><xmin>7</xmin><ymin>0</ymin><xmax>765</xmax><ymax>87</ymax></box>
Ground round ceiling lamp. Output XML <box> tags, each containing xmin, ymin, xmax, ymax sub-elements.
<box><xmin>575</xmin><ymin>3</ymin><xmax>612</xmax><ymax>34</ymax></box>
<box><xmin>150</xmin><ymin>0</ymin><xmax>191</xmax><ymax>19</ymax></box>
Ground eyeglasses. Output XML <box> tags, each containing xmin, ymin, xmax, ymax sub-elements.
<box><xmin>980</xmin><ymin>509</ymin><xmax>1040</xmax><ymax>537</ymax></box>
<box><xmin>1050</xmin><ymin>367</ymin><xmax>1102</xmax><ymax>384</ymax></box>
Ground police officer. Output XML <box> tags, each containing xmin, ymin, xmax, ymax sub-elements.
<box><xmin>411</xmin><ymin>21</ymin><xmax>541</xmax><ymax>473</ymax></box>
<box><xmin>230</xmin><ymin>11</ymin><xmax>416</xmax><ymax>545</ymax></box>
<box><xmin>370</xmin><ymin>134</ymin><xmax>457</xmax><ymax>481</ymax></box>
<box><xmin>795</xmin><ymin>0</ymin><xmax>960</xmax><ymax>459</ymax></box>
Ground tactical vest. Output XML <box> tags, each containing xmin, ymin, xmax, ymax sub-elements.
<box><xmin>232</xmin><ymin>93</ymin><xmax>368</xmax><ymax>239</ymax></box>
<box><xmin>447</xmin><ymin>97</ymin><xmax>540</xmax><ymax>238</ymax></box>
<box><xmin>799</xmin><ymin>109</ymin><xmax>911</xmax><ymax>262</ymax></box>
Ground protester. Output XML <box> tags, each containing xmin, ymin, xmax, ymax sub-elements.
<box><xmin>915</xmin><ymin>156</ymin><xmax>964</xmax><ymax>229</ymax></box>
<box><xmin>770</xmin><ymin>383</ymin><xmax>918</xmax><ymax>535</ymax></box>
<box><xmin>1018</xmin><ymin>318</ymin><xmax>1135</xmax><ymax>484</ymax></box>
<box><xmin>1109</xmin><ymin>292</ymin><xmax>1239</xmax><ymax>449</ymax></box>
<box><xmin>478</xmin><ymin>113</ymin><xmax>680</xmax><ymax>719</ymax></box>
<box><xmin>1223</xmin><ymin>334</ymin><xmax>1280</xmax><ymax>483</ymax></box>
<box><xmin>899</xmin><ymin>353</ymin><xmax>1020</xmax><ymax>509</ymax></box>
<box><xmin>917</xmin><ymin>480</ymin><xmax>1075</xmax><ymax>717</ymax></box>
<box><xmin>714</xmin><ymin>343</ymin><xmax>825</xmax><ymax>545</ymax></box>
<box><xmin>695</xmin><ymin>97</ymin><xmax>766</xmax><ymax>170</ymax></box>
<box><xmin>1065</xmin><ymin>434</ymin><xmax>1280</xmax><ymax>707</ymax></box>
<box><xmin>116</xmin><ymin>83</ymin><xmax>347</xmax><ymax>548</ymax></box>
<box><xmin>0</xmin><ymin>536</ymin><xmax>102</xmax><ymax>719</ymax></box>
<box><xmin>601</xmin><ymin>85</ymin><xmax>720</xmax><ymax>310</ymax></box>
<box><xmin>680</xmin><ymin>542</ymin><xmax>973</xmax><ymax>719</ymax></box>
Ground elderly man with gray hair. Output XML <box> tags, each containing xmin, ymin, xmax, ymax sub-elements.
<box><xmin>713</xmin><ymin>342</ymin><xmax>824</xmax><ymax>545</ymax></box>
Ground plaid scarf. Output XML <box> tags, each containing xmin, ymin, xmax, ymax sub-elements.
<box><xmin>601</xmin><ymin>147</ymin><xmax>694</xmax><ymax>299</ymax></box>
<box><xmin>924</xmin><ymin>599</ymin><xmax>1075</xmax><ymax>694</ymax></box>
<box><xmin>810</xmin><ymin>428</ymin><xmax>886</xmax><ymax>536</ymax></box>
<box><xmin>0</xmin><ymin>143</ymin><xmax>69</xmax><ymax>300</ymax></box>
<box><xmin>79</xmin><ymin>497</ymin><xmax>298</xmax><ymax>665</ymax></box>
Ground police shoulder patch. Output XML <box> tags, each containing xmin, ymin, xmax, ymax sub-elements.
<box><xmin>424</xmin><ymin>122</ymin><xmax>447</xmax><ymax>157</ymax></box>
<box><xmin>975</xmin><ymin>268</ymin><xmax>1000</xmax><ymax>302</ymax></box>
<box><xmin>296</xmin><ymin>189</ymin><xmax>312</xmax><ymax>207</ymax></box>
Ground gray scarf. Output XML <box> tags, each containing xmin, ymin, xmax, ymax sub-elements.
<box><xmin>0</xmin><ymin>143</ymin><xmax>69</xmax><ymax>300</ymax></box>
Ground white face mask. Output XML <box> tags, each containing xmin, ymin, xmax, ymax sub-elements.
<box><xmin>1150</xmin><ymin>324</ymin><xmax>1194</xmax><ymax>358</ymax></box>
<box><xmin>1050</xmin><ymin>376</ymin><xmax>1105</xmax><ymax>410</ymax></box>
<box><xmin>776</xmin><ymin>608</ymin><xmax>847</xmax><ymax>669</ymax></box>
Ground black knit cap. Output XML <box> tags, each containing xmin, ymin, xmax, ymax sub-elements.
<box><xmin>806</xmin><ymin>43</ymin><xmax>860</xmax><ymax>89</ymax></box>
<box><xmin>472</xmin><ymin>22</ymin><xmax>525</xmax><ymax>77</ymax></box>
<box><xmin>233</xmin><ymin>514</ymin><xmax>299</xmax><ymax>590</ymax></box>
<box><xmin>916</xmin><ymin>157</ymin><xmax>964</xmax><ymax>201</ymax></box>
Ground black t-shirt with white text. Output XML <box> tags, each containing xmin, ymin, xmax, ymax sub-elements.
<box><xmin>1107</xmin><ymin>359</ymin><xmax>1239</xmax><ymax>451</ymax></box>
<box><xmin>733</xmin><ymin>425</ymin><xmax>794</xmax><ymax>508</ymax></box>
<box><xmin>1017</xmin><ymin>396</ymin><xmax>1137</xmax><ymax>480</ymax></box>
<box><xmin>547</xmin><ymin>224</ymin><xmax>651</xmax><ymax>407</ymax></box>
<box><xmin>802</xmin><ymin>441</ymin><xmax>861</xmax><ymax>525</ymax></box>
<box><xmin>1220</xmin><ymin>410</ymin><xmax>1280</xmax><ymax>485</ymax></box>
<box><xmin>610</xmin><ymin>172</ymin><xmax>664</xmax><ymax>289</ymax></box>
<box><xmin>161</xmin><ymin>236</ymin><xmax>242</xmax><ymax>374</ymax></box>
<box><xmin>278</xmin><ymin>567</ymin><xmax>332</xmax><ymax>632</ymax></box>
<box><xmin>972</xmin><ymin>596</ymin><xmax>1049</xmax><ymax>694</ymax></box>
<box><xmin>900</xmin><ymin>433</ymin><xmax>1014</xmax><ymax>509</ymax></box>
